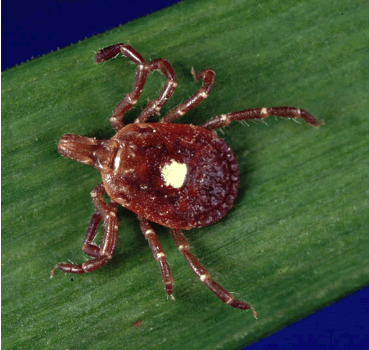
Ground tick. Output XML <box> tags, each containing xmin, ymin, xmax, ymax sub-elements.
<box><xmin>51</xmin><ymin>43</ymin><xmax>319</xmax><ymax>316</ymax></box>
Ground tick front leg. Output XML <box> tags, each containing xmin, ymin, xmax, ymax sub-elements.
<box><xmin>170</xmin><ymin>229</ymin><xmax>256</xmax><ymax>317</ymax></box>
<box><xmin>51</xmin><ymin>183</ymin><xmax>118</xmax><ymax>276</ymax></box>
<box><xmin>161</xmin><ymin>68</ymin><xmax>215</xmax><ymax>123</ymax></box>
<box><xmin>137</xmin><ymin>216</ymin><xmax>174</xmax><ymax>299</ymax></box>
<box><xmin>96</xmin><ymin>44</ymin><xmax>147</xmax><ymax>132</ymax></box>
<box><xmin>96</xmin><ymin>43</ymin><xmax>178</xmax><ymax>129</ymax></box>
<box><xmin>202</xmin><ymin>106</ymin><xmax>321</xmax><ymax>130</ymax></box>
<box><xmin>134</xmin><ymin>58</ymin><xmax>177</xmax><ymax>123</ymax></box>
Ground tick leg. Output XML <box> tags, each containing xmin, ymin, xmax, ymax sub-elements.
<box><xmin>170</xmin><ymin>229</ymin><xmax>256</xmax><ymax>317</ymax></box>
<box><xmin>81</xmin><ymin>211</ymin><xmax>102</xmax><ymax>258</ymax></box>
<box><xmin>135</xmin><ymin>59</ymin><xmax>177</xmax><ymax>123</ymax></box>
<box><xmin>96</xmin><ymin>44</ymin><xmax>146</xmax><ymax>132</ymax></box>
<box><xmin>137</xmin><ymin>216</ymin><xmax>174</xmax><ymax>299</ymax></box>
<box><xmin>51</xmin><ymin>183</ymin><xmax>118</xmax><ymax>276</ymax></box>
<box><xmin>202</xmin><ymin>106</ymin><xmax>320</xmax><ymax>130</ymax></box>
<box><xmin>96</xmin><ymin>44</ymin><xmax>177</xmax><ymax>130</ymax></box>
<box><xmin>161</xmin><ymin>68</ymin><xmax>215</xmax><ymax>123</ymax></box>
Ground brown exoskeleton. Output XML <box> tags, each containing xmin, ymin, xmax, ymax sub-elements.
<box><xmin>52</xmin><ymin>43</ymin><xmax>320</xmax><ymax>317</ymax></box>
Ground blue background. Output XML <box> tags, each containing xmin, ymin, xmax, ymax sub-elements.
<box><xmin>2</xmin><ymin>1</ymin><xmax>368</xmax><ymax>349</ymax></box>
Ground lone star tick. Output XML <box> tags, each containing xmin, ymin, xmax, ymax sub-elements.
<box><xmin>51</xmin><ymin>43</ymin><xmax>320</xmax><ymax>317</ymax></box>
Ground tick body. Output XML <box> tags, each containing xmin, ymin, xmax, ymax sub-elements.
<box><xmin>52</xmin><ymin>43</ymin><xmax>319</xmax><ymax>316</ymax></box>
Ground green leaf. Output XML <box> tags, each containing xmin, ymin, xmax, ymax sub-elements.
<box><xmin>2</xmin><ymin>0</ymin><xmax>368</xmax><ymax>349</ymax></box>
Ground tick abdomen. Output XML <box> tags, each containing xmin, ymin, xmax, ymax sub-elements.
<box><xmin>103</xmin><ymin>123</ymin><xmax>239</xmax><ymax>229</ymax></box>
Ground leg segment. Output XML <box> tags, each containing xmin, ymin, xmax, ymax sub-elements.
<box><xmin>137</xmin><ymin>216</ymin><xmax>174</xmax><ymax>299</ymax></box>
<box><xmin>202</xmin><ymin>106</ymin><xmax>320</xmax><ymax>130</ymax></box>
<box><xmin>161</xmin><ymin>68</ymin><xmax>215</xmax><ymax>123</ymax></box>
<box><xmin>96</xmin><ymin>44</ymin><xmax>146</xmax><ymax>132</ymax></box>
<box><xmin>170</xmin><ymin>229</ymin><xmax>256</xmax><ymax>317</ymax></box>
<box><xmin>51</xmin><ymin>183</ymin><xmax>118</xmax><ymax>276</ymax></box>
<box><xmin>134</xmin><ymin>59</ymin><xmax>177</xmax><ymax>124</ymax></box>
<box><xmin>96</xmin><ymin>44</ymin><xmax>177</xmax><ymax>131</ymax></box>
<box><xmin>81</xmin><ymin>211</ymin><xmax>103</xmax><ymax>258</ymax></box>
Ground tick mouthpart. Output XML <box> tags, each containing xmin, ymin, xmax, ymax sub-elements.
<box><xmin>58</xmin><ymin>134</ymin><xmax>100</xmax><ymax>166</ymax></box>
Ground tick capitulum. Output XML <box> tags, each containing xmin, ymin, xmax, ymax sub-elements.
<box><xmin>52</xmin><ymin>43</ymin><xmax>320</xmax><ymax>317</ymax></box>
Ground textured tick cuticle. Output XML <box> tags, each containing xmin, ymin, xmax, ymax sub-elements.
<box><xmin>52</xmin><ymin>43</ymin><xmax>319</xmax><ymax>317</ymax></box>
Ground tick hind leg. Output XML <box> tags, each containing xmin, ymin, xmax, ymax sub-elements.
<box><xmin>137</xmin><ymin>216</ymin><xmax>174</xmax><ymax>299</ymax></box>
<box><xmin>51</xmin><ymin>183</ymin><xmax>118</xmax><ymax>276</ymax></box>
<box><xmin>170</xmin><ymin>229</ymin><xmax>257</xmax><ymax>317</ymax></box>
<box><xmin>161</xmin><ymin>68</ymin><xmax>215</xmax><ymax>123</ymax></box>
<box><xmin>202</xmin><ymin>107</ymin><xmax>321</xmax><ymax>130</ymax></box>
<box><xmin>96</xmin><ymin>44</ymin><xmax>177</xmax><ymax>130</ymax></box>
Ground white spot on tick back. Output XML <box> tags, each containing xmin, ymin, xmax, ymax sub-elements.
<box><xmin>161</xmin><ymin>160</ymin><xmax>187</xmax><ymax>189</ymax></box>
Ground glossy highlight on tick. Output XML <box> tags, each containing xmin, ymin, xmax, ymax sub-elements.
<box><xmin>51</xmin><ymin>43</ymin><xmax>320</xmax><ymax>317</ymax></box>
